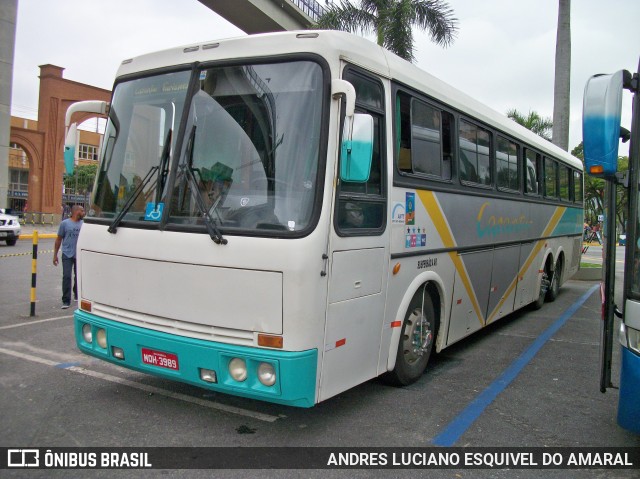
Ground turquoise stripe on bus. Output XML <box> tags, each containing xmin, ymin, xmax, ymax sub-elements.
<box><xmin>74</xmin><ymin>310</ymin><xmax>317</xmax><ymax>408</ymax></box>
<box><xmin>551</xmin><ymin>206</ymin><xmax>583</xmax><ymax>236</ymax></box>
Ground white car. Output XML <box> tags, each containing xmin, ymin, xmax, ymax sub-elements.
<box><xmin>0</xmin><ymin>211</ymin><xmax>21</xmax><ymax>246</ymax></box>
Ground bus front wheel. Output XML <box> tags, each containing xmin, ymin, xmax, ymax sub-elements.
<box><xmin>385</xmin><ymin>290</ymin><xmax>435</xmax><ymax>386</ymax></box>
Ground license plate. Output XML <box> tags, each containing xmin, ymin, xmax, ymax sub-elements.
<box><xmin>141</xmin><ymin>348</ymin><xmax>179</xmax><ymax>370</ymax></box>
<box><xmin>0</xmin><ymin>232</ymin><xmax>6</xmax><ymax>237</ymax></box>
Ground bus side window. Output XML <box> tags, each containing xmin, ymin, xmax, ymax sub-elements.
<box><xmin>336</xmin><ymin>69</ymin><xmax>386</xmax><ymax>234</ymax></box>
<box><xmin>524</xmin><ymin>148</ymin><xmax>540</xmax><ymax>195</ymax></box>
<box><xmin>574</xmin><ymin>170</ymin><xmax>583</xmax><ymax>203</ymax></box>
<box><xmin>459</xmin><ymin>119</ymin><xmax>491</xmax><ymax>186</ymax></box>
<box><xmin>559</xmin><ymin>165</ymin><xmax>571</xmax><ymax>201</ymax></box>
<box><xmin>496</xmin><ymin>136</ymin><xmax>519</xmax><ymax>192</ymax></box>
<box><xmin>396</xmin><ymin>92</ymin><xmax>412</xmax><ymax>172</ymax></box>
<box><xmin>412</xmin><ymin>100</ymin><xmax>441</xmax><ymax>177</ymax></box>
<box><xmin>395</xmin><ymin>91</ymin><xmax>453</xmax><ymax>181</ymax></box>
<box><xmin>544</xmin><ymin>157</ymin><xmax>558</xmax><ymax>198</ymax></box>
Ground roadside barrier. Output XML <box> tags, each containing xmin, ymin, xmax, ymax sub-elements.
<box><xmin>0</xmin><ymin>249</ymin><xmax>53</xmax><ymax>259</ymax></box>
<box><xmin>30</xmin><ymin>231</ymin><xmax>38</xmax><ymax>317</ymax></box>
<box><xmin>20</xmin><ymin>213</ymin><xmax>55</xmax><ymax>226</ymax></box>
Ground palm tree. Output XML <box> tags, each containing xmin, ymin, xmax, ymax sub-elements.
<box><xmin>314</xmin><ymin>0</ymin><xmax>458</xmax><ymax>63</ymax></box>
<box><xmin>507</xmin><ymin>109</ymin><xmax>553</xmax><ymax>141</ymax></box>
<box><xmin>552</xmin><ymin>0</ymin><xmax>571</xmax><ymax>151</ymax></box>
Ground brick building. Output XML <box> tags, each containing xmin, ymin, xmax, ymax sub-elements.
<box><xmin>8</xmin><ymin>65</ymin><xmax>110</xmax><ymax>220</ymax></box>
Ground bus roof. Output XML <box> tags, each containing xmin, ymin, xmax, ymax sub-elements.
<box><xmin>116</xmin><ymin>30</ymin><xmax>582</xmax><ymax>170</ymax></box>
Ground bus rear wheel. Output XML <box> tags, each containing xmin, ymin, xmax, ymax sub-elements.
<box><xmin>545</xmin><ymin>260</ymin><xmax>561</xmax><ymax>302</ymax></box>
<box><xmin>385</xmin><ymin>290</ymin><xmax>435</xmax><ymax>386</ymax></box>
<box><xmin>531</xmin><ymin>269</ymin><xmax>550</xmax><ymax>310</ymax></box>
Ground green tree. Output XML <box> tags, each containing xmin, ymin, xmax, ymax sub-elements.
<box><xmin>572</xmin><ymin>142</ymin><xmax>628</xmax><ymax>233</ymax></box>
<box><xmin>64</xmin><ymin>163</ymin><xmax>97</xmax><ymax>198</ymax></box>
<box><xmin>506</xmin><ymin>109</ymin><xmax>553</xmax><ymax>141</ymax></box>
<box><xmin>314</xmin><ymin>0</ymin><xmax>458</xmax><ymax>63</ymax></box>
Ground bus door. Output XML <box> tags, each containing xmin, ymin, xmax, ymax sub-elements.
<box><xmin>583</xmin><ymin>61</ymin><xmax>640</xmax><ymax>434</ymax></box>
<box><xmin>320</xmin><ymin>68</ymin><xmax>389</xmax><ymax>401</ymax></box>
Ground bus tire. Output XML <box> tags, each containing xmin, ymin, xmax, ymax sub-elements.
<box><xmin>546</xmin><ymin>260</ymin><xmax>561</xmax><ymax>302</ymax></box>
<box><xmin>531</xmin><ymin>268</ymin><xmax>549</xmax><ymax>310</ymax></box>
<box><xmin>385</xmin><ymin>290</ymin><xmax>435</xmax><ymax>386</ymax></box>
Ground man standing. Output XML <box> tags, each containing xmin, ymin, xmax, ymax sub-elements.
<box><xmin>53</xmin><ymin>205</ymin><xmax>85</xmax><ymax>309</ymax></box>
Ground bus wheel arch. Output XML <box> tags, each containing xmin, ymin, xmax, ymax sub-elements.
<box><xmin>384</xmin><ymin>281</ymin><xmax>441</xmax><ymax>386</ymax></box>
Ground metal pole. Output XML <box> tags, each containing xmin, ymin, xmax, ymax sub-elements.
<box><xmin>600</xmin><ymin>181</ymin><xmax>616</xmax><ymax>392</ymax></box>
<box><xmin>29</xmin><ymin>230</ymin><xmax>38</xmax><ymax>316</ymax></box>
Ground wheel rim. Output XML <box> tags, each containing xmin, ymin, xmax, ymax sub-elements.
<box><xmin>402</xmin><ymin>308</ymin><xmax>433</xmax><ymax>365</ymax></box>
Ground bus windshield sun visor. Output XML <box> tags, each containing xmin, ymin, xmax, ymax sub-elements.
<box><xmin>107</xmin><ymin>129</ymin><xmax>173</xmax><ymax>234</ymax></box>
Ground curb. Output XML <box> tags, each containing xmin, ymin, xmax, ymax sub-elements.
<box><xmin>572</xmin><ymin>267</ymin><xmax>602</xmax><ymax>281</ymax></box>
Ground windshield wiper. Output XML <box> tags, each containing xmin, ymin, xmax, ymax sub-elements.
<box><xmin>182</xmin><ymin>125</ymin><xmax>227</xmax><ymax>245</ymax></box>
<box><xmin>108</xmin><ymin>129</ymin><xmax>172</xmax><ymax>234</ymax></box>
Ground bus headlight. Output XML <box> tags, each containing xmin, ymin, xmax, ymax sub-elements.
<box><xmin>82</xmin><ymin>324</ymin><xmax>93</xmax><ymax>343</ymax></box>
<box><xmin>626</xmin><ymin>324</ymin><xmax>640</xmax><ymax>355</ymax></box>
<box><xmin>258</xmin><ymin>362</ymin><xmax>276</xmax><ymax>386</ymax></box>
<box><xmin>96</xmin><ymin>329</ymin><xmax>107</xmax><ymax>349</ymax></box>
<box><xmin>228</xmin><ymin>358</ymin><xmax>247</xmax><ymax>382</ymax></box>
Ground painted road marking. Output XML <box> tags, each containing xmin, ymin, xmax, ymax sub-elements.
<box><xmin>0</xmin><ymin>346</ymin><xmax>281</xmax><ymax>423</ymax></box>
<box><xmin>0</xmin><ymin>315</ymin><xmax>73</xmax><ymax>330</ymax></box>
<box><xmin>431</xmin><ymin>283</ymin><xmax>600</xmax><ymax>446</ymax></box>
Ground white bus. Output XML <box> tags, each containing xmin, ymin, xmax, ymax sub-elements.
<box><xmin>67</xmin><ymin>31</ymin><xmax>584</xmax><ymax>407</ymax></box>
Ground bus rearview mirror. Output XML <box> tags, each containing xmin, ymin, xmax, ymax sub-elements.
<box><xmin>582</xmin><ymin>70</ymin><xmax>625</xmax><ymax>177</ymax></box>
<box><xmin>340</xmin><ymin>113</ymin><xmax>374</xmax><ymax>183</ymax></box>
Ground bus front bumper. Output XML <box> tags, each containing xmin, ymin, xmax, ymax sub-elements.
<box><xmin>74</xmin><ymin>310</ymin><xmax>317</xmax><ymax>408</ymax></box>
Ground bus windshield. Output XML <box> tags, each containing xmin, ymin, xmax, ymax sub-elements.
<box><xmin>91</xmin><ymin>60</ymin><xmax>325</xmax><ymax>236</ymax></box>
<box><xmin>92</xmin><ymin>70</ymin><xmax>190</xmax><ymax>220</ymax></box>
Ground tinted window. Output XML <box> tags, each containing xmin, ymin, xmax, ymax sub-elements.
<box><xmin>459</xmin><ymin>120</ymin><xmax>491</xmax><ymax>186</ymax></box>
<box><xmin>396</xmin><ymin>92</ymin><xmax>453</xmax><ymax>180</ymax></box>
<box><xmin>559</xmin><ymin>165</ymin><xmax>570</xmax><ymax>201</ymax></box>
<box><xmin>574</xmin><ymin>170</ymin><xmax>583</xmax><ymax>203</ymax></box>
<box><xmin>544</xmin><ymin>157</ymin><xmax>557</xmax><ymax>198</ymax></box>
<box><xmin>496</xmin><ymin>136</ymin><xmax>519</xmax><ymax>192</ymax></box>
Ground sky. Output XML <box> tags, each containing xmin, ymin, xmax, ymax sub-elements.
<box><xmin>11</xmin><ymin>0</ymin><xmax>640</xmax><ymax>155</ymax></box>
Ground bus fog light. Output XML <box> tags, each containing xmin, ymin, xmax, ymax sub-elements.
<box><xmin>200</xmin><ymin>368</ymin><xmax>218</xmax><ymax>383</ymax></box>
<box><xmin>96</xmin><ymin>329</ymin><xmax>107</xmax><ymax>349</ymax></box>
<box><xmin>258</xmin><ymin>362</ymin><xmax>276</xmax><ymax>386</ymax></box>
<box><xmin>82</xmin><ymin>324</ymin><xmax>93</xmax><ymax>343</ymax></box>
<box><xmin>228</xmin><ymin>358</ymin><xmax>247</xmax><ymax>382</ymax></box>
<box><xmin>112</xmin><ymin>347</ymin><xmax>125</xmax><ymax>359</ymax></box>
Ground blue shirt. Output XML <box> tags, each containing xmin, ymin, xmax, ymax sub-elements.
<box><xmin>57</xmin><ymin>218</ymin><xmax>83</xmax><ymax>258</ymax></box>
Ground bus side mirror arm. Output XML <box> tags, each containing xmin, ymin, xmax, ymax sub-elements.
<box><xmin>331</xmin><ymin>79</ymin><xmax>355</xmax><ymax>118</ymax></box>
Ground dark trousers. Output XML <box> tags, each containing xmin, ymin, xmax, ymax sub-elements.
<box><xmin>61</xmin><ymin>254</ymin><xmax>77</xmax><ymax>305</ymax></box>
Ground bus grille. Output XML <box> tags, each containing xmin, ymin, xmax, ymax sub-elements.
<box><xmin>90</xmin><ymin>302</ymin><xmax>255</xmax><ymax>346</ymax></box>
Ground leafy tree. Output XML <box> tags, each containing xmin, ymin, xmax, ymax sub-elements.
<box><xmin>314</xmin><ymin>0</ymin><xmax>458</xmax><ymax>63</ymax></box>
<box><xmin>506</xmin><ymin>109</ymin><xmax>553</xmax><ymax>141</ymax></box>
<box><xmin>64</xmin><ymin>164</ymin><xmax>97</xmax><ymax>196</ymax></box>
<box><xmin>572</xmin><ymin>142</ymin><xmax>628</xmax><ymax>233</ymax></box>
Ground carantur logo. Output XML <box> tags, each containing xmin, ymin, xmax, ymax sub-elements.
<box><xmin>476</xmin><ymin>201</ymin><xmax>532</xmax><ymax>238</ymax></box>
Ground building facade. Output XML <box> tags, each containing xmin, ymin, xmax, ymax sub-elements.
<box><xmin>7</xmin><ymin>64</ymin><xmax>110</xmax><ymax>220</ymax></box>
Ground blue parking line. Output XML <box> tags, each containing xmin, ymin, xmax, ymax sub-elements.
<box><xmin>55</xmin><ymin>362</ymin><xmax>81</xmax><ymax>369</ymax></box>
<box><xmin>431</xmin><ymin>283</ymin><xmax>600</xmax><ymax>447</ymax></box>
